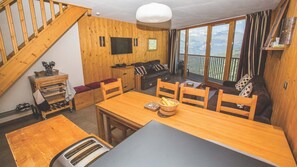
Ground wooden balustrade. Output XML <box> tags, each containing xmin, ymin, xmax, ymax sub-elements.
<box><xmin>0</xmin><ymin>0</ymin><xmax>71</xmax><ymax>67</ymax></box>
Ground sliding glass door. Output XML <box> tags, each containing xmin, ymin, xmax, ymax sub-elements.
<box><xmin>178</xmin><ymin>17</ymin><xmax>246</xmax><ymax>86</ymax></box>
<box><xmin>207</xmin><ymin>24</ymin><xmax>230</xmax><ymax>84</ymax></box>
<box><xmin>187</xmin><ymin>26</ymin><xmax>207</xmax><ymax>82</ymax></box>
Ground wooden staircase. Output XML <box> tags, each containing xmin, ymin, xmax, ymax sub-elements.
<box><xmin>0</xmin><ymin>0</ymin><xmax>89</xmax><ymax>96</ymax></box>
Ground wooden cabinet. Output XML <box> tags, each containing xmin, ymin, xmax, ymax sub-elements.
<box><xmin>111</xmin><ymin>66</ymin><xmax>135</xmax><ymax>92</ymax></box>
<box><xmin>29</xmin><ymin>73</ymin><xmax>72</xmax><ymax>119</ymax></box>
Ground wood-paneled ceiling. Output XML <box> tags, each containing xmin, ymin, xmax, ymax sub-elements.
<box><xmin>58</xmin><ymin>0</ymin><xmax>280</xmax><ymax>29</ymax></box>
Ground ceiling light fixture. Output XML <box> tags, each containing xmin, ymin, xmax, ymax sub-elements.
<box><xmin>136</xmin><ymin>3</ymin><xmax>172</xmax><ymax>23</ymax></box>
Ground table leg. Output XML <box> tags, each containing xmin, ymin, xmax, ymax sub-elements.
<box><xmin>96</xmin><ymin>107</ymin><xmax>105</xmax><ymax>140</ymax></box>
<box><xmin>105</xmin><ymin>116</ymin><xmax>112</xmax><ymax>144</ymax></box>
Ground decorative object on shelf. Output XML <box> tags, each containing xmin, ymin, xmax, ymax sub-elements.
<box><xmin>42</xmin><ymin>61</ymin><xmax>56</xmax><ymax>76</ymax></box>
<box><xmin>34</xmin><ymin>69</ymin><xmax>59</xmax><ymax>77</ymax></box>
<box><xmin>148</xmin><ymin>38</ymin><xmax>157</xmax><ymax>50</ymax></box>
<box><xmin>263</xmin><ymin>0</ymin><xmax>289</xmax><ymax>48</ymax></box>
<box><xmin>99</xmin><ymin>36</ymin><xmax>105</xmax><ymax>47</ymax></box>
<box><xmin>280</xmin><ymin>17</ymin><xmax>296</xmax><ymax>45</ymax></box>
<box><xmin>136</xmin><ymin>3</ymin><xmax>172</xmax><ymax>23</ymax></box>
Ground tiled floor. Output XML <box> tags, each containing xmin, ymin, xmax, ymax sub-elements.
<box><xmin>0</xmin><ymin>74</ymin><xmax>216</xmax><ymax>166</ymax></box>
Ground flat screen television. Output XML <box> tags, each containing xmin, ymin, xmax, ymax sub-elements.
<box><xmin>111</xmin><ymin>37</ymin><xmax>132</xmax><ymax>55</ymax></box>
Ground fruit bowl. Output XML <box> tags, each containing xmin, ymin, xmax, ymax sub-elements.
<box><xmin>158</xmin><ymin>98</ymin><xmax>179</xmax><ymax>116</ymax></box>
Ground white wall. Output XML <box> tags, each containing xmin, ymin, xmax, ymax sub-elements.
<box><xmin>0</xmin><ymin>23</ymin><xmax>84</xmax><ymax>113</ymax></box>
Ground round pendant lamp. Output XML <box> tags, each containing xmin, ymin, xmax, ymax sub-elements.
<box><xmin>136</xmin><ymin>3</ymin><xmax>172</xmax><ymax>23</ymax></box>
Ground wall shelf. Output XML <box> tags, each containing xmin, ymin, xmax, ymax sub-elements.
<box><xmin>263</xmin><ymin>47</ymin><xmax>285</xmax><ymax>51</ymax></box>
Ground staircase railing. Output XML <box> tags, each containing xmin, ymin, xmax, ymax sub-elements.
<box><xmin>0</xmin><ymin>0</ymin><xmax>69</xmax><ymax>67</ymax></box>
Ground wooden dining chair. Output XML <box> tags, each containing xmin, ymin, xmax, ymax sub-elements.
<box><xmin>100</xmin><ymin>78</ymin><xmax>123</xmax><ymax>100</ymax></box>
<box><xmin>156</xmin><ymin>78</ymin><xmax>179</xmax><ymax>99</ymax></box>
<box><xmin>179</xmin><ymin>85</ymin><xmax>210</xmax><ymax>109</ymax></box>
<box><xmin>216</xmin><ymin>89</ymin><xmax>258</xmax><ymax>120</ymax></box>
<box><xmin>100</xmin><ymin>78</ymin><xmax>128</xmax><ymax>143</ymax></box>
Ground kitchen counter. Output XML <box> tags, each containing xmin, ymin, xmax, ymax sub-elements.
<box><xmin>6</xmin><ymin>115</ymin><xmax>89</xmax><ymax>167</ymax></box>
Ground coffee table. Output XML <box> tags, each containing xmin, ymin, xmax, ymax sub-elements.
<box><xmin>180</xmin><ymin>80</ymin><xmax>203</xmax><ymax>88</ymax></box>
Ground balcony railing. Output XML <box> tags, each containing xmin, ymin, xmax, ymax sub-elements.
<box><xmin>180</xmin><ymin>54</ymin><xmax>240</xmax><ymax>81</ymax></box>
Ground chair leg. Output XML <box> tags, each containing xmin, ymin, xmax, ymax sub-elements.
<box><xmin>121</xmin><ymin>129</ymin><xmax>127</xmax><ymax>140</ymax></box>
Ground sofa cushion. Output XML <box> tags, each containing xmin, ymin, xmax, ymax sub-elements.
<box><xmin>141</xmin><ymin>70</ymin><xmax>169</xmax><ymax>80</ymax></box>
<box><xmin>252</xmin><ymin>85</ymin><xmax>271</xmax><ymax>116</ymax></box>
<box><xmin>143</xmin><ymin>62</ymin><xmax>154</xmax><ymax>74</ymax></box>
<box><xmin>74</xmin><ymin>86</ymin><xmax>92</xmax><ymax>94</ymax></box>
<box><xmin>219</xmin><ymin>86</ymin><xmax>239</xmax><ymax>95</ymax></box>
<box><xmin>235</xmin><ymin>74</ymin><xmax>252</xmax><ymax>91</ymax></box>
<box><xmin>237</xmin><ymin>82</ymin><xmax>253</xmax><ymax>108</ymax></box>
<box><xmin>101</xmin><ymin>78</ymin><xmax>118</xmax><ymax>84</ymax></box>
<box><xmin>85</xmin><ymin>82</ymin><xmax>101</xmax><ymax>89</ymax></box>
<box><xmin>149</xmin><ymin>60</ymin><xmax>160</xmax><ymax>65</ymax></box>
<box><xmin>135</xmin><ymin>66</ymin><xmax>147</xmax><ymax>75</ymax></box>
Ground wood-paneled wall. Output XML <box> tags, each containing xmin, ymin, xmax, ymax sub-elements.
<box><xmin>78</xmin><ymin>16</ymin><xmax>169</xmax><ymax>84</ymax></box>
<box><xmin>264</xmin><ymin>0</ymin><xmax>297</xmax><ymax>161</ymax></box>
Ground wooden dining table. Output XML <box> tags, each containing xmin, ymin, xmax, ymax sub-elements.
<box><xmin>96</xmin><ymin>91</ymin><xmax>296</xmax><ymax>167</ymax></box>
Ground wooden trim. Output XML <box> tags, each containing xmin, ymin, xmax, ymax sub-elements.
<box><xmin>39</xmin><ymin>0</ymin><xmax>47</xmax><ymax>28</ymax></box>
<box><xmin>0</xmin><ymin>0</ymin><xmax>14</xmax><ymax>10</ymax></box>
<box><xmin>0</xmin><ymin>28</ymin><xmax>7</xmax><ymax>64</ymax></box>
<box><xmin>223</xmin><ymin>21</ymin><xmax>235</xmax><ymax>81</ymax></box>
<box><xmin>17</xmin><ymin>0</ymin><xmax>28</xmax><ymax>44</ymax></box>
<box><xmin>59</xmin><ymin>3</ymin><xmax>64</xmax><ymax>14</ymax></box>
<box><xmin>49</xmin><ymin>0</ymin><xmax>56</xmax><ymax>21</ymax></box>
<box><xmin>5</xmin><ymin>5</ymin><xmax>18</xmax><ymax>54</ymax></box>
<box><xmin>183</xmin><ymin>29</ymin><xmax>189</xmax><ymax>79</ymax></box>
<box><xmin>178</xmin><ymin>16</ymin><xmax>246</xmax><ymax>30</ymax></box>
<box><xmin>204</xmin><ymin>25</ymin><xmax>212</xmax><ymax>83</ymax></box>
<box><xmin>0</xmin><ymin>6</ymin><xmax>88</xmax><ymax>96</ymax></box>
<box><xmin>28</xmin><ymin>0</ymin><xmax>38</xmax><ymax>36</ymax></box>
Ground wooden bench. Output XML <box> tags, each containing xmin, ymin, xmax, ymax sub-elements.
<box><xmin>73</xmin><ymin>78</ymin><xmax>117</xmax><ymax>110</ymax></box>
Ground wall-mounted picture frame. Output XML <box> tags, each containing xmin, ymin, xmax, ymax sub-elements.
<box><xmin>148</xmin><ymin>38</ymin><xmax>157</xmax><ymax>51</ymax></box>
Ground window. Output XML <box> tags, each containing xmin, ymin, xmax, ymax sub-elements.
<box><xmin>179</xmin><ymin>30</ymin><xmax>186</xmax><ymax>61</ymax></box>
<box><xmin>229</xmin><ymin>19</ymin><xmax>246</xmax><ymax>81</ymax></box>
<box><xmin>188</xmin><ymin>27</ymin><xmax>207</xmax><ymax>78</ymax></box>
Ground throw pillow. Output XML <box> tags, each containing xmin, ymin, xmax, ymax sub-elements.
<box><xmin>135</xmin><ymin>66</ymin><xmax>147</xmax><ymax>75</ymax></box>
<box><xmin>153</xmin><ymin>64</ymin><xmax>165</xmax><ymax>71</ymax></box>
<box><xmin>235</xmin><ymin>74</ymin><xmax>252</xmax><ymax>91</ymax></box>
<box><xmin>237</xmin><ymin>82</ymin><xmax>253</xmax><ymax>108</ymax></box>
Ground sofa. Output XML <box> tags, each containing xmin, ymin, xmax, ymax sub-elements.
<box><xmin>133</xmin><ymin>60</ymin><xmax>171</xmax><ymax>90</ymax></box>
<box><xmin>207</xmin><ymin>76</ymin><xmax>272</xmax><ymax>124</ymax></box>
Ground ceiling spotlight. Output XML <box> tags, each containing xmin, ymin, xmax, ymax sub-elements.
<box><xmin>136</xmin><ymin>3</ymin><xmax>172</xmax><ymax>23</ymax></box>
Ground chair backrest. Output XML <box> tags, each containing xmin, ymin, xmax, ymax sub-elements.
<box><xmin>156</xmin><ymin>78</ymin><xmax>179</xmax><ymax>99</ymax></box>
<box><xmin>216</xmin><ymin>89</ymin><xmax>258</xmax><ymax>120</ymax></box>
<box><xmin>179</xmin><ymin>85</ymin><xmax>210</xmax><ymax>109</ymax></box>
<box><xmin>100</xmin><ymin>78</ymin><xmax>123</xmax><ymax>100</ymax></box>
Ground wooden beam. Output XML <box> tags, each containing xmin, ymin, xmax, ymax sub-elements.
<box><xmin>223</xmin><ymin>21</ymin><xmax>235</xmax><ymax>81</ymax></box>
<box><xmin>0</xmin><ymin>28</ymin><xmax>7</xmax><ymax>64</ymax></box>
<box><xmin>39</xmin><ymin>0</ymin><xmax>47</xmax><ymax>28</ymax></box>
<box><xmin>28</xmin><ymin>0</ymin><xmax>38</xmax><ymax>36</ymax></box>
<box><xmin>17</xmin><ymin>0</ymin><xmax>29</xmax><ymax>44</ymax></box>
<box><xmin>59</xmin><ymin>3</ymin><xmax>64</xmax><ymax>14</ymax></box>
<box><xmin>183</xmin><ymin>29</ymin><xmax>189</xmax><ymax>79</ymax></box>
<box><xmin>0</xmin><ymin>6</ymin><xmax>87</xmax><ymax>96</ymax></box>
<box><xmin>0</xmin><ymin>0</ymin><xmax>14</xmax><ymax>10</ymax></box>
<box><xmin>49</xmin><ymin>0</ymin><xmax>56</xmax><ymax>21</ymax></box>
<box><xmin>5</xmin><ymin>5</ymin><xmax>18</xmax><ymax>54</ymax></box>
<box><xmin>204</xmin><ymin>25</ymin><xmax>212</xmax><ymax>83</ymax></box>
<box><xmin>178</xmin><ymin>16</ymin><xmax>246</xmax><ymax>30</ymax></box>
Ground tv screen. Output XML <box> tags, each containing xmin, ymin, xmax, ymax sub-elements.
<box><xmin>111</xmin><ymin>37</ymin><xmax>132</xmax><ymax>55</ymax></box>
